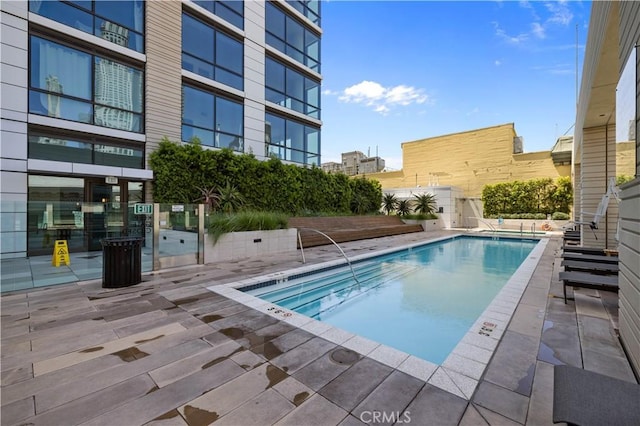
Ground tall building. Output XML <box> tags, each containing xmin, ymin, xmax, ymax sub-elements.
<box><xmin>1</xmin><ymin>0</ymin><xmax>322</xmax><ymax>258</ymax></box>
<box><xmin>321</xmin><ymin>151</ymin><xmax>386</xmax><ymax>176</ymax></box>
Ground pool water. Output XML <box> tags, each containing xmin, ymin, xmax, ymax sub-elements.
<box><xmin>245</xmin><ymin>236</ymin><xmax>538</xmax><ymax>364</ymax></box>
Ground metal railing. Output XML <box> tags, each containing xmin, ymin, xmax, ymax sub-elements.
<box><xmin>297</xmin><ymin>228</ymin><xmax>361</xmax><ymax>286</ymax></box>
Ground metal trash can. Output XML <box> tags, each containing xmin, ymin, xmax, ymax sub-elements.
<box><xmin>101</xmin><ymin>237</ymin><xmax>143</xmax><ymax>288</ymax></box>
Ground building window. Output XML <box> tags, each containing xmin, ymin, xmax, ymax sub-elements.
<box><xmin>266</xmin><ymin>2</ymin><xmax>320</xmax><ymax>72</ymax></box>
<box><xmin>266</xmin><ymin>57</ymin><xmax>319</xmax><ymax>119</ymax></box>
<box><xmin>28</xmin><ymin>132</ymin><xmax>144</xmax><ymax>169</ymax></box>
<box><xmin>266</xmin><ymin>112</ymin><xmax>320</xmax><ymax>165</ymax></box>
<box><xmin>29</xmin><ymin>36</ymin><xmax>144</xmax><ymax>133</ymax></box>
<box><xmin>29</xmin><ymin>0</ymin><xmax>145</xmax><ymax>53</ymax></box>
<box><xmin>193</xmin><ymin>0</ymin><xmax>244</xmax><ymax>30</ymax></box>
<box><xmin>182</xmin><ymin>13</ymin><xmax>243</xmax><ymax>90</ymax></box>
<box><xmin>182</xmin><ymin>84</ymin><xmax>243</xmax><ymax>151</ymax></box>
<box><xmin>286</xmin><ymin>0</ymin><xmax>320</xmax><ymax>26</ymax></box>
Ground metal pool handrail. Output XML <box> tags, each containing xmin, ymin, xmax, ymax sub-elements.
<box><xmin>297</xmin><ymin>228</ymin><xmax>361</xmax><ymax>286</ymax></box>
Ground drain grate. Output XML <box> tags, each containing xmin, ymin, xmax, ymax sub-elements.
<box><xmin>330</xmin><ymin>348</ymin><xmax>359</xmax><ymax>365</ymax></box>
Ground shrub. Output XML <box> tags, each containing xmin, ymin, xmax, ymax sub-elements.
<box><xmin>207</xmin><ymin>211</ymin><xmax>288</xmax><ymax>243</ymax></box>
<box><xmin>552</xmin><ymin>212</ymin><xmax>570</xmax><ymax>220</ymax></box>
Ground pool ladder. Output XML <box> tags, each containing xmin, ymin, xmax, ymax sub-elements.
<box><xmin>297</xmin><ymin>228</ymin><xmax>361</xmax><ymax>286</ymax></box>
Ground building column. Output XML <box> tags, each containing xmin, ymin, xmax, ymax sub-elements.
<box><xmin>1</xmin><ymin>2</ymin><xmax>29</xmax><ymax>259</ymax></box>
<box><xmin>579</xmin><ymin>124</ymin><xmax>617</xmax><ymax>248</ymax></box>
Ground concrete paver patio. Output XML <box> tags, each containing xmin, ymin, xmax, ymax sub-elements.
<box><xmin>1</xmin><ymin>231</ymin><xmax>637</xmax><ymax>425</ymax></box>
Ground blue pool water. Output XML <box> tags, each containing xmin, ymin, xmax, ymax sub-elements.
<box><xmin>245</xmin><ymin>236</ymin><xmax>538</xmax><ymax>364</ymax></box>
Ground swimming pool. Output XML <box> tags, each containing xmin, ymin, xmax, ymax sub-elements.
<box><xmin>243</xmin><ymin>236</ymin><xmax>538</xmax><ymax>364</ymax></box>
<box><xmin>209</xmin><ymin>234</ymin><xmax>547</xmax><ymax>399</ymax></box>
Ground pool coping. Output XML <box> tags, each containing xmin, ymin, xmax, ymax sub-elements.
<box><xmin>206</xmin><ymin>233</ymin><xmax>549</xmax><ymax>400</ymax></box>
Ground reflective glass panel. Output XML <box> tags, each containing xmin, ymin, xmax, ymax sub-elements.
<box><xmin>94</xmin><ymin>144</ymin><xmax>143</xmax><ymax>168</ymax></box>
<box><xmin>28</xmin><ymin>134</ymin><xmax>93</xmax><ymax>163</ymax></box>
<box><xmin>95</xmin><ymin>0</ymin><xmax>144</xmax><ymax>32</ymax></box>
<box><xmin>30</xmin><ymin>37</ymin><xmax>92</xmax><ymax>100</ymax></box>
<box><xmin>215</xmin><ymin>97</ymin><xmax>243</xmax><ymax>136</ymax></box>
<box><xmin>182</xmin><ymin>86</ymin><xmax>214</xmax><ymax>129</ymax></box>
<box><xmin>182</xmin><ymin>14</ymin><xmax>214</xmax><ymax>62</ymax></box>
<box><xmin>216</xmin><ymin>32</ymin><xmax>243</xmax><ymax>74</ymax></box>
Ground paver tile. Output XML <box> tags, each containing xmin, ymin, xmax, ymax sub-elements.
<box><xmin>292</xmin><ymin>349</ymin><xmax>353</xmax><ymax>391</ymax></box>
<box><xmin>483</xmin><ymin>331</ymin><xmax>538</xmax><ymax>396</ymax></box>
<box><xmin>177</xmin><ymin>362</ymin><xmax>288</xmax><ymax>421</ymax></box>
<box><xmin>403</xmin><ymin>384</ymin><xmax>468</xmax><ymax>426</ymax></box>
<box><xmin>270</xmin><ymin>336</ymin><xmax>336</xmax><ymax>374</ymax></box>
<box><xmin>352</xmin><ymin>370</ymin><xmax>424</xmax><ymax>426</ymax></box>
<box><xmin>214</xmin><ymin>389</ymin><xmax>294</xmax><ymax>425</ymax></box>
<box><xmin>318</xmin><ymin>357</ymin><xmax>393</xmax><ymax>412</ymax></box>
<box><xmin>81</xmin><ymin>359</ymin><xmax>245</xmax><ymax>426</ymax></box>
<box><xmin>274</xmin><ymin>394</ymin><xmax>348</xmax><ymax>426</ymax></box>
<box><xmin>472</xmin><ymin>381</ymin><xmax>529</xmax><ymax>424</ymax></box>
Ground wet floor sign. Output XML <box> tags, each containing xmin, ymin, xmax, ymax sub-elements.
<box><xmin>52</xmin><ymin>240</ymin><xmax>70</xmax><ymax>267</ymax></box>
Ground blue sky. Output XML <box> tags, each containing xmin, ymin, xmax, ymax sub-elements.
<box><xmin>319</xmin><ymin>0</ymin><xmax>591</xmax><ymax>170</ymax></box>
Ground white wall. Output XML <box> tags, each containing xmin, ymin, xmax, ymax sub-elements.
<box><xmin>1</xmin><ymin>2</ymin><xmax>28</xmax><ymax>258</ymax></box>
<box><xmin>383</xmin><ymin>186</ymin><xmax>463</xmax><ymax>229</ymax></box>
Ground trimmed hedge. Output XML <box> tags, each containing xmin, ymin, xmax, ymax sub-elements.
<box><xmin>149</xmin><ymin>138</ymin><xmax>382</xmax><ymax>215</ymax></box>
<box><xmin>482</xmin><ymin>177</ymin><xmax>572</xmax><ymax>217</ymax></box>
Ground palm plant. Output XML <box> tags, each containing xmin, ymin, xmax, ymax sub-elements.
<box><xmin>217</xmin><ymin>181</ymin><xmax>245</xmax><ymax>213</ymax></box>
<box><xmin>194</xmin><ymin>186</ymin><xmax>220</xmax><ymax>212</ymax></box>
<box><xmin>396</xmin><ymin>199</ymin><xmax>412</xmax><ymax>216</ymax></box>
<box><xmin>381</xmin><ymin>193</ymin><xmax>398</xmax><ymax>215</ymax></box>
<box><xmin>413</xmin><ymin>193</ymin><xmax>437</xmax><ymax>214</ymax></box>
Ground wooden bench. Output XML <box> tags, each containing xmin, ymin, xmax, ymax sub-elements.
<box><xmin>288</xmin><ymin>216</ymin><xmax>424</xmax><ymax>248</ymax></box>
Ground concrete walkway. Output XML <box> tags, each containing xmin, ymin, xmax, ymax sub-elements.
<box><xmin>1</xmin><ymin>232</ymin><xmax>636</xmax><ymax>425</ymax></box>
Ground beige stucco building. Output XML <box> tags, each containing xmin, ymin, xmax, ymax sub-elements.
<box><xmin>368</xmin><ymin>123</ymin><xmax>634</xmax><ymax>199</ymax></box>
<box><xmin>368</xmin><ymin>123</ymin><xmax>569</xmax><ymax>197</ymax></box>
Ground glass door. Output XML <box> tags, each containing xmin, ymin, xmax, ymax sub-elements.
<box><xmin>87</xmin><ymin>181</ymin><xmax>124</xmax><ymax>250</ymax></box>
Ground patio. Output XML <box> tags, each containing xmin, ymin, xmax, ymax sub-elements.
<box><xmin>1</xmin><ymin>231</ymin><xmax>636</xmax><ymax>425</ymax></box>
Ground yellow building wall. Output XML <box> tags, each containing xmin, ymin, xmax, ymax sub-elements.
<box><xmin>369</xmin><ymin>123</ymin><xmax>569</xmax><ymax>197</ymax></box>
<box><xmin>616</xmin><ymin>141</ymin><xmax>636</xmax><ymax>178</ymax></box>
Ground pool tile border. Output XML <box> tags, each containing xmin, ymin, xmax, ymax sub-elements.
<box><xmin>206</xmin><ymin>234</ymin><xmax>548</xmax><ymax>400</ymax></box>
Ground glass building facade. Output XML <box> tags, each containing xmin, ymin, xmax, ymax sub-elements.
<box><xmin>1</xmin><ymin>0</ymin><xmax>322</xmax><ymax>261</ymax></box>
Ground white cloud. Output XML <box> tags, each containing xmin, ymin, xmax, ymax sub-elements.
<box><xmin>322</xmin><ymin>89</ymin><xmax>340</xmax><ymax>96</ymax></box>
<box><xmin>532</xmin><ymin>63</ymin><xmax>574</xmax><ymax>75</ymax></box>
<box><xmin>338</xmin><ymin>80</ymin><xmax>429</xmax><ymax>115</ymax></box>
<box><xmin>531</xmin><ymin>22</ymin><xmax>545</xmax><ymax>39</ymax></box>
<box><xmin>466</xmin><ymin>107</ymin><xmax>480</xmax><ymax>116</ymax></box>
<box><xmin>493</xmin><ymin>22</ymin><xmax>528</xmax><ymax>45</ymax></box>
<box><xmin>545</xmin><ymin>1</ymin><xmax>573</xmax><ymax>26</ymax></box>
<box><xmin>495</xmin><ymin>60</ymin><xmax>502</xmax><ymax>66</ymax></box>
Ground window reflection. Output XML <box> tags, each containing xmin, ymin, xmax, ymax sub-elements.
<box><xmin>29</xmin><ymin>36</ymin><xmax>144</xmax><ymax>132</ymax></box>
<box><xmin>193</xmin><ymin>0</ymin><xmax>244</xmax><ymax>29</ymax></box>
<box><xmin>266</xmin><ymin>58</ymin><xmax>320</xmax><ymax>119</ymax></box>
<box><xmin>182</xmin><ymin>13</ymin><xmax>244</xmax><ymax>90</ymax></box>
<box><xmin>29</xmin><ymin>0</ymin><xmax>145</xmax><ymax>52</ymax></box>
<box><xmin>181</xmin><ymin>84</ymin><xmax>243</xmax><ymax>151</ymax></box>
<box><xmin>28</xmin><ymin>133</ymin><xmax>144</xmax><ymax>169</ymax></box>
<box><xmin>265</xmin><ymin>113</ymin><xmax>320</xmax><ymax>165</ymax></box>
<box><xmin>266</xmin><ymin>3</ymin><xmax>320</xmax><ymax>72</ymax></box>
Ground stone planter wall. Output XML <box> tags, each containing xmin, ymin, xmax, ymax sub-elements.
<box><xmin>204</xmin><ymin>228</ymin><xmax>298</xmax><ymax>263</ymax></box>
<box><xmin>402</xmin><ymin>218</ymin><xmax>445</xmax><ymax>232</ymax></box>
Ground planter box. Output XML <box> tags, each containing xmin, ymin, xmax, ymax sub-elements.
<box><xmin>204</xmin><ymin>229</ymin><xmax>298</xmax><ymax>263</ymax></box>
<box><xmin>402</xmin><ymin>218</ymin><xmax>444</xmax><ymax>232</ymax></box>
<box><xmin>482</xmin><ymin>219</ymin><xmax>571</xmax><ymax>232</ymax></box>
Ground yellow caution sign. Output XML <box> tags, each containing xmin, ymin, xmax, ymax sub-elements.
<box><xmin>52</xmin><ymin>240</ymin><xmax>70</xmax><ymax>267</ymax></box>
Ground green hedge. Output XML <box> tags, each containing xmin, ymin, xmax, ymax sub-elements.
<box><xmin>482</xmin><ymin>177</ymin><xmax>572</xmax><ymax>217</ymax></box>
<box><xmin>149</xmin><ymin>138</ymin><xmax>382</xmax><ymax>215</ymax></box>
<box><xmin>207</xmin><ymin>211</ymin><xmax>288</xmax><ymax>242</ymax></box>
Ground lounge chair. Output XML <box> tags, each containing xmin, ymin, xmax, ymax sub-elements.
<box><xmin>561</xmin><ymin>260</ymin><xmax>618</xmax><ymax>275</ymax></box>
<box><xmin>561</xmin><ymin>252</ymin><xmax>619</xmax><ymax>264</ymax></box>
<box><xmin>561</xmin><ymin>246</ymin><xmax>609</xmax><ymax>255</ymax></box>
<box><xmin>553</xmin><ymin>365</ymin><xmax>640</xmax><ymax>426</ymax></box>
<box><xmin>559</xmin><ymin>271</ymin><xmax>618</xmax><ymax>304</ymax></box>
